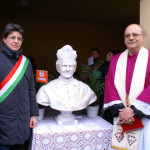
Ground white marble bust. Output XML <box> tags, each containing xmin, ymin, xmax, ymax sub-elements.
<box><xmin>36</xmin><ymin>45</ymin><xmax>97</xmax><ymax>125</ymax></box>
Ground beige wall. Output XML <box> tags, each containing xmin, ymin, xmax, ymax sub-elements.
<box><xmin>140</xmin><ymin>0</ymin><xmax>150</xmax><ymax>49</ymax></box>
<box><xmin>0</xmin><ymin>19</ymin><xmax>126</xmax><ymax>76</ymax></box>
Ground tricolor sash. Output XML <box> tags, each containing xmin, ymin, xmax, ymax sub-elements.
<box><xmin>0</xmin><ymin>55</ymin><xmax>29</xmax><ymax>103</ymax></box>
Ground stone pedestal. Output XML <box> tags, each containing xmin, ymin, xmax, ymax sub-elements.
<box><xmin>55</xmin><ymin>111</ymin><xmax>78</xmax><ymax>125</ymax></box>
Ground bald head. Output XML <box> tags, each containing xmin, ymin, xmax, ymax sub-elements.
<box><xmin>124</xmin><ymin>24</ymin><xmax>146</xmax><ymax>54</ymax></box>
<box><xmin>125</xmin><ymin>24</ymin><xmax>145</xmax><ymax>35</ymax></box>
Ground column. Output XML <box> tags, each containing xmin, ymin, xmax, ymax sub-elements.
<box><xmin>140</xmin><ymin>0</ymin><xmax>150</xmax><ymax>49</ymax></box>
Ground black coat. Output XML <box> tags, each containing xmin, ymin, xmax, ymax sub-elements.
<box><xmin>98</xmin><ymin>61</ymin><xmax>110</xmax><ymax>79</ymax></box>
<box><xmin>0</xmin><ymin>44</ymin><xmax>39</xmax><ymax>145</ymax></box>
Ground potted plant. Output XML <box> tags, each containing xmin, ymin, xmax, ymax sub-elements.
<box><xmin>35</xmin><ymin>74</ymin><xmax>54</xmax><ymax>92</ymax></box>
<box><xmin>80</xmin><ymin>64</ymin><xmax>105</xmax><ymax>117</ymax></box>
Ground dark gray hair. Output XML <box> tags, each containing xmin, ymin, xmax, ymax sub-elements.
<box><xmin>2</xmin><ymin>23</ymin><xmax>24</xmax><ymax>38</ymax></box>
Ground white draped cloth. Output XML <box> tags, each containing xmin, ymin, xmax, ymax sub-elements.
<box><xmin>36</xmin><ymin>77</ymin><xmax>97</xmax><ymax>111</ymax></box>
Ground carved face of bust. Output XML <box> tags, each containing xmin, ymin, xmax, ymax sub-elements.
<box><xmin>57</xmin><ymin>59</ymin><xmax>76</xmax><ymax>79</ymax></box>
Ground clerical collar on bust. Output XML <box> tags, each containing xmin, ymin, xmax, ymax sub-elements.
<box><xmin>58</xmin><ymin>76</ymin><xmax>74</xmax><ymax>82</ymax></box>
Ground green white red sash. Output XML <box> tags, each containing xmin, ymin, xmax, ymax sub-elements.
<box><xmin>0</xmin><ymin>55</ymin><xmax>29</xmax><ymax>103</ymax></box>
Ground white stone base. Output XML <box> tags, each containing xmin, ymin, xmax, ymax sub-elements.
<box><xmin>55</xmin><ymin>111</ymin><xmax>78</xmax><ymax>125</ymax></box>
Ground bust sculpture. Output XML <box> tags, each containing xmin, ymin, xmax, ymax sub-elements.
<box><xmin>36</xmin><ymin>45</ymin><xmax>97</xmax><ymax>125</ymax></box>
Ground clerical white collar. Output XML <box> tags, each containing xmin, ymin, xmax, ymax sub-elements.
<box><xmin>128</xmin><ymin>52</ymin><xmax>132</xmax><ymax>56</ymax></box>
<box><xmin>128</xmin><ymin>48</ymin><xmax>141</xmax><ymax>56</ymax></box>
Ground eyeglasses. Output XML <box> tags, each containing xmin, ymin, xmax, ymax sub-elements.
<box><xmin>8</xmin><ymin>36</ymin><xmax>24</xmax><ymax>42</ymax></box>
<box><xmin>124</xmin><ymin>33</ymin><xmax>143</xmax><ymax>39</ymax></box>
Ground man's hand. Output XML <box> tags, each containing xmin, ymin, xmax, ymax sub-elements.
<box><xmin>30</xmin><ymin>116</ymin><xmax>37</xmax><ymax>128</ymax></box>
<box><xmin>119</xmin><ymin>107</ymin><xmax>135</xmax><ymax>124</ymax></box>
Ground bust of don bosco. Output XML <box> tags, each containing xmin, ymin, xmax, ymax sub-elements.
<box><xmin>36</xmin><ymin>45</ymin><xmax>97</xmax><ymax>112</ymax></box>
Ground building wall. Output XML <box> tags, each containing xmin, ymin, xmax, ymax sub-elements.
<box><xmin>0</xmin><ymin>19</ymin><xmax>127</xmax><ymax>75</ymax></box>
<box><xmin>140</xmin><ymin>0</ymin><xmax>150</xmax><ymax>49</ymax></box>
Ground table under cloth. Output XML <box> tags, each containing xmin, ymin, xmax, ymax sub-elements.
<box><xmin>31</xmin><ymin>115</ymin><xmax>113</xmax><ymax>150</ymax></box>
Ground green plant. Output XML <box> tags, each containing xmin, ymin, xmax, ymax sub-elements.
<box><xmin>80</xmin><ymin>64</ymin><xmax>105</xmax><ymax>106</ymax></box>
<box><xmin>34</xmin><ymin>74</ymin><xmax>54</xmax><ymax>92</ymax></box>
